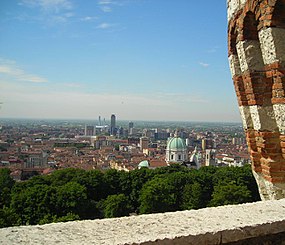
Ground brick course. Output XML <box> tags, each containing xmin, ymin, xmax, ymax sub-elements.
<box><xmin>228</xmin><ymin>0</ymin><xmax>285</xmax><ymax>199</ymax></box>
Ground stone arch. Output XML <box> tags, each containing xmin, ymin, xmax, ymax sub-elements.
<box><xmin>237</xmin><ymin>10</ymin><xmax>264</xmax><ymax>74</ymax></box>
<box><xmin>242</xmin><ymin>11</ymin><xmax>259</xmax><ymax>40</ymax></box>
<box><xmin>272</xmin><ymin>0</ymin><xmax>285</xmax><ymax>28</ymax></box>
<box><xmin>228</xmin><ymin>23</ymin><xmax>239</xmax><ymax>56</ymax></box>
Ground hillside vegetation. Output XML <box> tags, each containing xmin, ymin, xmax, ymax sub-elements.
<box><xmin>0</xmin><ymin>165</ymin><xmax>260</xmax><ymax>228</ymax></box>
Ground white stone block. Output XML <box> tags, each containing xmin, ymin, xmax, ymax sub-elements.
<box><xmin>229</xmin><ymin>54</ymin><xmax>242</xmax><ymax>77</ymax></box>
<box><xmin>273</xmin><ymin>104</ymin><xmax>285</xmax><ymax>134</ymax></box>
<box><xmin>259</xmin><ymin>28</ymin><xmax>278</xmax><ymax>65</ymax></box>
<box><xmin>227</xmin><ymin>0</ymin><xmax>247</xmax><ymax>21</ymax></box>
<box><xmin>253</xmin><ymin>170</ymin><xmax>285</xmax><ymax>200</ymax></box>
<box><xmin>239</xmin><ymin>105</ymin><xmax>253</xmax><ymax>129</ymax></box>
<box><xmin>250</xmin><ymin>105</ymin><xmax>277</xmax><ymax>131</ymax></box>
<box><xmin>227</xmin><ymin>0</ymin><xmax>239</xmax><ymax>21</ymax></box>
<box><xmin>236</xmin><ymin>40</ymin><xmax>264</xmax><ymax>73</ymax></box>
<box><xmin>259</xmin><ymin>27</ymin><xmax>285</xmax><ymax>65</ymax></box>
<box><xmin>250</xmin><ymin>105</ymin><xmax>261</xmax><ymax>130</ymax></box>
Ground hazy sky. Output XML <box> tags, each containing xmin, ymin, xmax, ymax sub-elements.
<box><xmin>0</xmin><ymin>0</ymin><xmax>240</xmax><ymax>122</ymax></box>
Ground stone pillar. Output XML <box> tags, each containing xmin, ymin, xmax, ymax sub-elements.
<box><xmin>228</xmin><ymin>0</ymin><xmax>285</xmax><ymax>200</ymax></box>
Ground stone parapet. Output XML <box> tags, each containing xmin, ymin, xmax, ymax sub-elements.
<box><xmin>1</xmin><ymin>199</ymin><xmax>285</xmax><ymax>244</ymax></box>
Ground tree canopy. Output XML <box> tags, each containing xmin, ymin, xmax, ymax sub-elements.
<box><xmin>0</xmin><ymin>164</ymin><xmax>260</xmax><ymax>228</ymax></box>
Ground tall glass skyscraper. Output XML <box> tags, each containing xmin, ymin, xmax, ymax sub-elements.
<box><xmin>110</xmin><ymin>114</ymin><xmax>116</xmax><ymax>135</ymax></box>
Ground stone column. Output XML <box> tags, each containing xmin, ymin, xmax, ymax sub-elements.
<box><xmin>227</xmin><ymin>0</ymin><xmax>285</xmax><ymax>200</ymax></box>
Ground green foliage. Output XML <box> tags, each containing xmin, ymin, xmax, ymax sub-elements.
<box><xmin>48</xmin><ymin>168</ymin><xmax>86</xmax><ymax>186</ymax></box>
<box><xmin>181</xmin><ymin>182</ymin><xmax>204</xmax><ymax>210</ymax></box>
<box><xmin>1</xmin><ymin>165</ymin><xmax>261</xmax><ymax>228</ymax></box>
<box><xmin>114</xmin><ymin>144</ymin><xmax>120</xmax><ymax>151</ymax></box>
<box><xmin>0</xmin><ymin>168</ymin><xmax>15</xmax><ymax>208</ymax></box>
<box><xmin>212</xmin><ymin>165</ymin><xmax>260</xmax><ymax>202</ymax></box>
<box><xmin>129</xmin><ymin>168</ymin><xmax>154</xmax><ymax>211</ymax></box>
<box><xmin>209</xmin><ymin>181</ymin><xmax>252</xmax><ymax>206</ymax></box>
<box><xmin>0</xmin><ymin>207</ymin><xmax>19</xmax><ymax>228</ymax></box>
<box><xmin>102</xmin><ymin>194</ymin><xmax>132</xmax><ymax>218</ymax></box>
<box><xmin>55</xmin><ymin>182</ymin><xmax>88</xmax><ymax>217</ymax></box>
<box><xmin>10</xmin><ymin>184</ymin><xmax>57</xmax><ymax>225</ymax></box>
<box><xmin>39</xmin><ymin>213</ymin><xmax>80</xmax><ymax>225</ymax></box>
<box><xmin>139</xmin><ymin>178</ymin><xmax>176</xmax><ymax>214</ymax></box>
<box><xmin>103</xmin><ymin>169</ymin><xmax>123</xmax><ymax>196</ymax></box>
<box><xmin>76</xmin><ymin>170</ymin><xmax>106</xmax><ymax>201</ymax></box>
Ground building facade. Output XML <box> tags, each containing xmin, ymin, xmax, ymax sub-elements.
<box><xmin>165</xmin><ymin>136</ymin><xmax>188</xmax><ymax>164</ymax></box>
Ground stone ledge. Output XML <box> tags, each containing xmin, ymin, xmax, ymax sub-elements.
<box><xmin>1</xmin><ymin>199</ymin><xmax>285</xmax><ymax>245</ymax></box>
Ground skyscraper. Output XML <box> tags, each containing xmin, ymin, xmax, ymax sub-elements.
<box><xmin>110</xmin><ymin>114</ymin><xmax>116</xmax><ymax>135</ymax></box>
<box><xmin>128</xmin><ymin>121</ymin><xmax>134</xmax><ymax>131</ymax></box>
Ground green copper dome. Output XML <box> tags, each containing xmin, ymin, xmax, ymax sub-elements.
<box><xmin>138</xmin><ymin>160</ymin><xmax>149</xmax><ymax>168</ymax></box>
<box><xmin>167</xmin><ymin>137</ymin><xmax>186</xmax><ymax>151</ymax></box>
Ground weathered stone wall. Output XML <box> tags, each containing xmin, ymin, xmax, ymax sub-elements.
<box><xmin>228</xmin><ymin>0</ymin><xmax>285</xmax><ymax>200</ymax></box>
<box><xmin>1</xmin><ymin>199</ymin><xmax>285</xmax><ymax>244</ymax></box>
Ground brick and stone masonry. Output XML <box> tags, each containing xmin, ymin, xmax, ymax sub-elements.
<box><xmin>228</xmin><ymin>0</ymin><xmax>285</xmax><ymax>200</ymax></box>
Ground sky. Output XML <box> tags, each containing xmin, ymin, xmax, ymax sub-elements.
<box><xmin>0</xmin><ymin>0</ymin><xmax>241</xmax><ymax>122</ymax></box>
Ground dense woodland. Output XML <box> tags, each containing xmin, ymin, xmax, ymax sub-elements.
<box><xmin>0</xmin><ymin>165</ymin><xmax>260</xmax><ymax>228</ymax></box>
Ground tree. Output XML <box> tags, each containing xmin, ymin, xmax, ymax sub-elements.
<box><xmin>163</xmin><ymin>171</ymin><xmax>190</xmax><ymax>210</ymax></box>
<box><xmin>102</xmin><ymin>194</ymin><xmax>132</xmax><ymax>218</ymax></box>
<box><xmin>129</xmin><ymin>168</ymin><xmax>154</xmax><ymax>211</ymax></box>
<box><xmin>181</xmin><ymin>182</ymin><xmax>204</xmax><ymax>210</ymax></box>
<box><xmin>0</xmin><ymin>168</ymin><xmax>15</xmax><ymax>208</ymax></box>
<box><xmin>10</xmin><ymin>184</ymin><xmax>57</xmax><ymax>225</ymax></box>
<box><xmin>55</xmin><ymin>182</ymin><xmax>88</xmax><ymax>218</ymax></box>
<box><xmin>212</xmin><ymin>165</ymin><xmax>260</xmax><ymax>202</ymax></box>
<box><xmin>76</xmin><ymin>170</ymin><xmax>106</xmax><ymax>201</ymax></box>
<box><xmin>209</xmin><ymin>181</ymin><xmax>252</xmax><ymax>207</ymax></box>
<box><xmin>139</xmin><ymin>178</ymin><xmax>176</xmax><ymax>214</ymax></box>
<box><xmin>48</xmin><ymin>168</ymin><xmax>86</xmax><ymax>186</ymax></box>
<box><xmin>0</xmin><ymin>206</ymin><xmax>19</xmax><ymax>228</ymax></box>
<box><xmin>1</xmin><ymin>164</ymin><xmax>261</xmax><ymax>228</ymax></box>
<box><xmin>103</xmin><ymin>169</ymin><xmax>123</xmax><ymax>196</ymax></box>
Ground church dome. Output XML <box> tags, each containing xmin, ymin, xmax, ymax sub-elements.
<box><xmin>138</xmin><ymin>160</ymin><xmax>149</xmax><ymax>169</ymax></box>
<box><xmin>167</xmin><ymin>137</ymin><xmax>186</xmax><ymax>151</ymax></box>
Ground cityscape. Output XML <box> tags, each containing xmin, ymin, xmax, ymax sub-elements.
<box><xmin>0</xmin><ymin>115</ymin><xmax>250</xmax><ymax>180</ymax></box>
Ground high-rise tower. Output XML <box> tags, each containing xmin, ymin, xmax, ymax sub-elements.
<box><xmin>110</xmin><ymin>114</ymin><xmax>116</xmax><ymax>135</ymax></box>
<box><xmin>129</xmin><ymin>121</ymin><xmax>134</xmax><ymax>131</ymax></box>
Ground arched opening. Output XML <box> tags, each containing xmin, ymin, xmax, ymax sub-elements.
<box><xmin>228</xmin><ymin>24</ymin><xmax>239</xmax><ymax>55</ymax></box>
<box><xmin>243</xmin><ymin>12</ymin><xmax>259</xmax><ymax>40</ymax></box>
<box><xmin>272</xmin><ymin>0</ymin><xmax>285</xmax><ymax>28</ymax></box>
<box><xmin>237</xmin><ymin>11</ymin><xmax>264</xmax><ymax>74</ymax></box>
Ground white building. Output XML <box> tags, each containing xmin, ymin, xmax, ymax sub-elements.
<box><xmin>165</xmin><ymin>136</ymin><xmax>188</xmax><ymax>164</ymax></box>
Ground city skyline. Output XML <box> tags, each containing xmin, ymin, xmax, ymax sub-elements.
<box><xmin>0</xmin><ymin>0</ymin><xmax>240</xmax><ymax>122</ymax></box>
